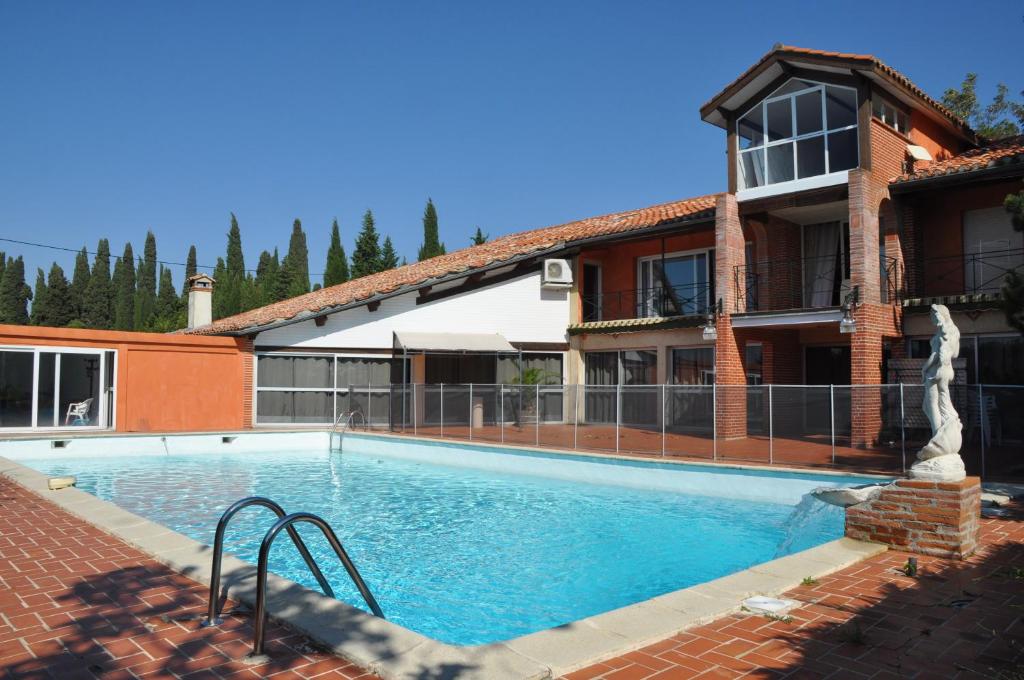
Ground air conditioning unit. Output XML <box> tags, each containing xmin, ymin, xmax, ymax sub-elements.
<box><xmin>541</xmin><ymin>259</ymin><xmax>572</xmax><ymax>288</ymax></box>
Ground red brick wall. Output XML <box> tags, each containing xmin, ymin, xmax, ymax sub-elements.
<box><xmin>714</xmin><ymin>194</ymin><xmax>748</xmax><ymax>438</ymax></box>
<box><xmin>908</xmin><ymin>110</ymin><xmax>970</xmax><ymax>163</ymax></box>
<box><xmin>846</xmin><ymin>477</ymin><xmax>981</xmax><ymax>559</ymax></box>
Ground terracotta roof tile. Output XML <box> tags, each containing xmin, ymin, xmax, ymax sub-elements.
<box><xmin>892</xmin><ymin>135</ymin><xmax>1024</xmax><ymax>184</ymax></box>
<box><xmin>188</xmin><ymin>193</ymin><xmax>720</xmax><ymax>335</ymax></box>
<box><xmin>703</xmin><ymin>45</ymin><xmax>973</xmax><ymax>135</ymax></box>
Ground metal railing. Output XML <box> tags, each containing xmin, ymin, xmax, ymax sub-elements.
<box><xmin>309</xmin><ymin>383</ymin><xmax>1024</xmax><ymax>479</ymax></box>
<box><xmin>330</xmin><ymin>410</ymin><xmax>365</xmax><ymax>452</ymax></box>
<box><xmin>905</xmin><ymin>248</ymin><xmax>1024</xmax><ymax>299</ymax></box>
<box><xmin>734</xmin><ymin>255</ymin><xmax>900</xmax><ymax>313</ymax></box>
<box><xmin>202</xmin><ymin>496</ymin><xmax>384</xmax><ymax>660</ymax></box>
<box><xmin>582</xmin><ymin>282</ymin><xmax>712</xmax><ymax>322</ymax></box>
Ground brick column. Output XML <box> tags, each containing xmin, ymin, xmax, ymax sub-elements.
<box><xmin>846</xmin><ymin>477</ymin><xmax>981</xmax><ymax>559</ymax></box>
<box><xmin>714</xmin><ymin>193</ymin><xmax>747</xmax><ymax>439</ymax></box>
<box><xmin>848</xmin><ymin>169</ymin><xmax>883</xmax><ymax>305</ymax></box>
<box><xmin>850</xmin><ymin>304</ymin><xmax>884</xmax><ymax>446</ymax></box>
<box><xmin>239</xmin><ymin>336</ymin><xmax>255</xmax><ymax>429</ymax></box>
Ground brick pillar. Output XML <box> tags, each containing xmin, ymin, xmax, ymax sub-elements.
<box><xmin>850</xmin><ymin>304</ymin><xmax>884</xmax><ymax>447</ymax></box>
<box><xmin>846</xmin><ymin>478</ymin><xmax>981</xmax><ymax>559</ymax></box>
<box><xmin>714</xmin><ymin>193</ymin><xmax>747</xmax><ymax>439</ymax></box>
<box><xmin>848</xmin><ymin>168</ymin><xmax>884</xmax><ymax>304</ymax></box>
<box><xmin>239</xmin><ymin>336</ymin><xmax>255</xmax><ymax>429</ymax></box>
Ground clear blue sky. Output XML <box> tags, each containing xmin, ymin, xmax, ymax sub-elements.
<box><xmin>0</xmin><ymin>1</ymin><xmax>1019</xmax><ymax>286</ymax></box>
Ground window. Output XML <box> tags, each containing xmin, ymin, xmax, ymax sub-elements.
<box><xmin>255</xmin><ymin>353</ymin><xmax>408</xmax><ymax>426</ymax></box>
<box><xmin>737</xmin><ymin>79</ymin><xmax>859</xmax><ymax>190</ymax></box>
<box><xmin>584</xmin><ymin>350</ymin><xmax>658</xmax><ymax>426</ymax></box>
<box><xmin>0</xmin><ymin>347</ymin><xmax>113</xmax><ymax>430</ymax></box>
<box><xmin>637</xmin><ymin>250</ymin><xmax>714</xmax><ymax>318</ymax></box>
<box><xmin>872</xmin><ymin>98</ymin><xmax>909</xmax><ymax>135</ymax></box>
<box><xmin>670</xmin><ymin>347</ymin><xmax>715</xmax><ymax>385</ymax></box>
<box><xmin>584</xmin><ymin>350</ymin><xmax>657</xmax><ymax>385</ymax></box>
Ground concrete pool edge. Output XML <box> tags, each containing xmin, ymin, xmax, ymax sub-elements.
<box><xmin>0</xmin><ymin>455</ymin><xmax>887</xmax><ymax>680</ymax></box>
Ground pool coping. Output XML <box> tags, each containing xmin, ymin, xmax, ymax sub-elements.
<box><xmin>0</xmin><ymin>447</ymin><xmax>888</xmax><ymax>680</ymax></box>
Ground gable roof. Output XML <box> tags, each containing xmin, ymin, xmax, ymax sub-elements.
<box><xmin>700</xmin><ymin>45</ymin><xmax>976</xmax><ymax>142</ymax></box>
<box><xmin>891</xmin><ymin>135</ymin><xmax>1024</xmax><ymax>188</ymax></box>
<box><xmin>187</xmin><ymin>193</ymin><xmax>719</xmax><ymax>336</ymax></box>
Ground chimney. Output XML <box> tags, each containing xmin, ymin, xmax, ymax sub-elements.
<box><xmin>186</xmin><ymin>274</ymin><xmax>215</xmax><ymax>329</ymax></box>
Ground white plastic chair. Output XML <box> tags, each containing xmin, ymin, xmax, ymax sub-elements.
<box><xmin>65</xmin><ymin>398</ymin><xmax>94</xmax><ymax>426</ymax></box>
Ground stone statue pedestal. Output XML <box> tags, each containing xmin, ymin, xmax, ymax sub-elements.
<box><xmin>845</xmin><ymin>477</ymin><xmax>981</xmax><ymax>559</ymax></box>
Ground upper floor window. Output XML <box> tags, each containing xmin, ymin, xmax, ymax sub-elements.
<box><xmin>737</xmin><ymin>79</ymin><xmax>859</xmax><ymax>190</ymax></box>
<box><xmin>872</xmin><ymin>98</ymin><xmax>909</xmax><ymax>135</ymax></box>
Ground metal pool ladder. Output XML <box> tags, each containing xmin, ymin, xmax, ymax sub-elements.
<box><xmin>330</xmin><ymin>410</ymin><xmax>365</xmax><ymax>452</ymax></box>
<box><xmin>202</xmin><ymin>496</ymin><xmax>384</xmax><ymax>659</ymax></box>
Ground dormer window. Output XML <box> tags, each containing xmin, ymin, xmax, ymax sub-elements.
<box><xmin>737</xmin><ymin>79</ymin><xmax>859</xmax><ymax>190</ymax></box>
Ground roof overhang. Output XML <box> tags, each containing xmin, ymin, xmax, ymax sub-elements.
<box><xmin>700</xmin><ymin>46</ymin><xmax>976</xmax><ymax>145</ymax></box>
<box><xmin>393</xmin><ymin>331</ymin><xmax>517</xmax><ymax>353</ymax></box>
<box><xmin>730</xmin><ymin>308</ymin><xmax>843</xmax><ymax>328</ymax></box>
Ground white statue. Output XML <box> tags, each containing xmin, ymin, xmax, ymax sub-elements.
<box><xmin>909</xmin><ymin>304</ymin><xmax>966</xmax><ymax>482</ymax></box>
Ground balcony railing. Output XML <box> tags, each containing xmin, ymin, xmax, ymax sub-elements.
<box><xmin>906</xmin><ymin>248</ymin><xmax>1024</xmax><ymax>299</ymax></box>
<box><xmin>582</xmin><ymin>282</ymin><xmax>712</xmax><ymax>322</ymax></box>
<box><xmin>734</xmin><ymin>255</ymin><xmax>901</xmax><ymax>313</ymax></box>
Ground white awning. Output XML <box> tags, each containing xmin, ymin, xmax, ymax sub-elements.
<box><xmin>393</xmin><ymin>331</ymin><xmax>517</xmax><ymax>353</ymax></box>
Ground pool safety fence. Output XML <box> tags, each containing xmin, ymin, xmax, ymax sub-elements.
<box><xmin>261</xmin><ymin>383</ymin><xmax>1022</xmax><ymax>478</ymax></box>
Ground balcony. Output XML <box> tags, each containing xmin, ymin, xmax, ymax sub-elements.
<box><xmin>905</xmin><ymin>248</ymin><xmax>1024</xmax><ymax>303</ymax></box>
<box><xmin>581</xmin><ymin>282</ymin><xmax>713</xmax><ymax>323</ymax></box>
<box><xmin>734</xmin><ymin>255</ymin><xmax>901</xmax><ymax>314</ymax></box>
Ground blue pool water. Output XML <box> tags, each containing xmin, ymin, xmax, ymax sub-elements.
<box><xmin>15</xmin><ymin>435</ymin><xmax>873</xmax><ymax>645</ymax></box>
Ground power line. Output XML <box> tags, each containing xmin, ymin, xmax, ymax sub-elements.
<box><xmin>0</xmin><ymin>236</ymin><xmax>330</xmax><ymax>278</ymax></box>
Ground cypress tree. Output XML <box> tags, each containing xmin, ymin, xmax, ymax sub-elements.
<box><xmin>45</xmin><ymin>264</ymin><xmax>73</xmax><ymax>327</ymax></box>
<box><xmin>69</xmin><ymin>247</ymin><xmax>90</xmax><ymax>321</ymax></box>
<box><xmin>0</xmin><ymin>253</ymin><xmax>6</xmax><ymax>288</ymax></box>
<box><xmin>471</xmin><ymin>227</ymin><xmax>489</xmax><ymax>245</ymax></box>
<box><xmin>182</xmin><ymin>245</ymin><xmax>197</xmax><ymax>295</ymax></box>
<box><xmin>381</xmin><ymin>236</ymin><xmax>400</xmax><ymax>270</ymax></box>
<box><xmin>83</xmin><ymin>239</ymin><xmax>112</xmax><ymax>329</ymax></box>
<box><xmin>212</xmin><ymin>257</ymin><xmax>227</xmax><ymax>319</ymax></box>
<box><xmin>154</xmin><ymin>265</ymin><xmax>181</xmax><ymax>331</ymax></box>
<box><xmin>134</xmin><ymin>231</ymin><xmax>157</xmax><ymax>330</ymax></box>
<box><xmin>255</xmin><ymin>250</ymin><xmax>280</xmax><ymax>305</ymax></box>
<box><xmin>0</xmin><ymin>256</ymin><xmax>32</xmax><ymax>325</ymax></box>
<box><xmin>323</xmin><ymin>219</ymin><xmax>350</xmax><ymax>287</ymax></box>
<box><xmin>282</xmin><ymin>219</ymin><xmax>310</xmax><ymax>298</ymax></box>
<box><xmin>31</xmin><ymin>268</ymin><xmax>49</xmax><ymax>325</ymax></box>
<box><xmin>216</xmin><ymin>214</ymin><xmax>246</xmax><ymax>316</ymax></box>
<box><xmin>351</xmin><ymin>210</ymin><xmax>382</xmax><ymax>279</ymax></box>
<box><xmin>417</xmin><ymin>198</ymin><xmax>446</xmax><ymax>261</ymax></box>
<box><xmin>112</xmin><ymin>243</ymin><xmax>136</xmax><ymax>330</ymax></box>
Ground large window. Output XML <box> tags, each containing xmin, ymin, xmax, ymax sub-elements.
<box><xmin>637</xmin><ymin>250</ymin><xmax>714</xmax><ymax>318</ymax></box>
<box><xmin>255</xmin><ymin>353</ymin><xmax>407</xmax><ymax>425</ymax></box>
<box><xmin>0</xmin><ymin>347</ymin><xmax>114</xmax><ymax>430</ymax></box>
<box><xmin>671</xmin><ymin>347</ymin><xmax>715</xmax><ymax>385</ymax></box>
<box><xmin>738</xmin><ymin>79</ymin><xmax>858</xmax><ymax>190</ymax></box>
<box><xmin>584</xmin><ymin>350</ymin><xmax>658</xmax><ymax>425</ymax></box>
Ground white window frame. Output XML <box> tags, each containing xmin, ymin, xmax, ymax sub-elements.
<box><xmin>0</xmin><ymin>345</ymin><xmax>116</xmax><ymax>431</ymax></box>
<box><xmin>636</xmin><ymin>247</ymin><xmax>714</xmax><ymax>318</ymax></box>
<box><xmin>737</xmin><ymin>79</ymin><xmax>860</xmax><ymax>198</ymax></box>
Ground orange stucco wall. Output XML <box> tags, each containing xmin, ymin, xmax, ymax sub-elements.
<box><xmin>0</xmin><ymin>325</ymin><xmax>253</xmax><ymax>432</ymax></box>
<box><xmin>908</xmin><ymin>111</ymin><xmax>969</xmax><ymax>163</ymax></box>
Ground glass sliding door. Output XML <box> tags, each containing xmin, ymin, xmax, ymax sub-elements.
<box><xmin>0</xmin><ymin>347</ymin><xmax>113</xmax><ymax>430</ymax></box>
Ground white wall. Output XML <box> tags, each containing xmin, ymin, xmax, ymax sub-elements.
<box><xmin>256</xmin><ymin>271</ymin><xmax>570</xmax><ymax>349</ymax></box>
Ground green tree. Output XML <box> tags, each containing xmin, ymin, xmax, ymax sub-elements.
<box><xmin>942</xmin><ymin>74</ymin><xmax>1024</xmax><ymax>139</ymax></box>
<box><xmin>351</xmin><ymin>210</ymin><xmax>383</xmax><ymax>278</ymax></box>
<box><xmin>112</xmin><ymin>243</ymin><xmax>136</xmax><ymax>330</ymax></box>
<box><xmin>1000</xmin><ymin>185</ymin><xmax>1024</xmax><ymax>334</ymax></box>
<box><xmin>69</xmin><ymin>247</ymin><xmax>90</xmax><ymax>322</ymax></box>
<box><xmin>215</xmin><ymin>214</ymin><xmax>247</xmax><ymax>316</ymax></box>
<box><xmin>470</xmin><ymin>226</ymin><xmax>489</xmax><ymax>245</ymax></box>
<box><xmin>281</xmin><ymin>219</ymin><xmax>310</xmax><ymax>298</ymax></box>
<box><xmin>44</xmin><ymin>263</ymin><xmax>73</xmax><ymax>327</ymax></box>
<box><xmin>211</xmin><ymin>257</ymin><xmax>227</xmax><ymax>319</ymax></box>
<box><xmin>324</xmin><ymin>219</ymin><xmax>350</xmax><ymax>287</ymax></box>
<box><xmin>82</xmin><ymin>239</ymin><xmax>113</xmax><ymax>329</ymax></box>
<box><xmin>381</xmin><ymin>236</ymin><xmax>400</xmax><ymax>270</ymax></box>
<box><xmin>0</xmin><ymin>256</ymin><xmax>32</xmax><ymax>325</ymax></box>
<box><xmin>134</xmin><ymin>231</ymin><xmax>158</xmax><ymax>330</ymax></box>
<box><xmin>153</xmin><ymin>265</ymin><xmax>182</xmax><ymax>331</ymax></box>
<box><xmin>255</xmin><ymin>249</ymin><xmax>280</xmax><ymax>305</ymax></box>
<box><xmin>182</xmin><ymin>245</ymin><xmax>198</xmax><ymax>295</ymax></box>
<box><xmin>417</xmin><ymin>198</ymin><xmax>446</xmax><ymax>261</ymax></box>
<box><xmin>30</xmin><ymin>268</ymin><xmax>48</xmax><ymax>325</ymax></box>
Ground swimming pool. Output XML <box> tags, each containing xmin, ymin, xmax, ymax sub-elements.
<box><xmin>9</xmin><ymin>433</ymin><xmax>880</xmax><ymax>646</ymax></box>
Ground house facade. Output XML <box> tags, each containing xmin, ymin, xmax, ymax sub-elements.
<box><xmin>3</xmin><ymin>45</ymin><xmax>1020</xmax><ymax>451</ymax></box>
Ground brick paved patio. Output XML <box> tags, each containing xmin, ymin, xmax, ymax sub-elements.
<box><xmin>1</xmin><ymin>474</ymin><xmax>1021</xmax><ymax>680</ymax></box>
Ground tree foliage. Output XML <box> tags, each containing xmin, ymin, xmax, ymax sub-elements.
<box><xmin>380</xmin><ymin>236</ymin><xmax>399</xmax><ymax>270</ymax></box>
<box><xmin>417</xmin><ymin>198</ymin><xmax>446</xmax><ymax>261</ymax></box>
<box><xmin>1000</xmin><ymin>184</ymin><xmax>1024</xmax><ymax>335</ymax></box>
<box><xmin>324</xmin><ymin>219</ymin><xmax>350</xmax><ymax>287</ymax></box>
<box><xmin>470</xmin><ymin>226</ymin><xmax>489</xmax><ymax>245</ymax></box>
<box><xmin>112</xmin><ymin>243</ymin><xmax>136</xmax><ymax>330</ymax></box>
<box><xmin>351</xmin><ymin>210</ymin><xmax>383</xmax><ymax>279</ymax></box>
<box><xmin>942</xmin><ymin>74</ymin><xmax>1024</xmax><ymax>140</ymax></box>
<box><xmin>281</xmin><ymin>219</ymin><xmax>310</xmax><ymax>298</ymax></box>
<box><xmin>82</xmin><ymin>239</ymin><xmax>112</xmax><ymax>329</ymax></box>
<box><xmin>0</xmin><ymin>256</ymin><xmax>32</xmax><ymax>325</ymax></box>
<box><xmin>69</xmin><ymin>247</ymin><xmax>90</xmax><ymax>322</ymax></box>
